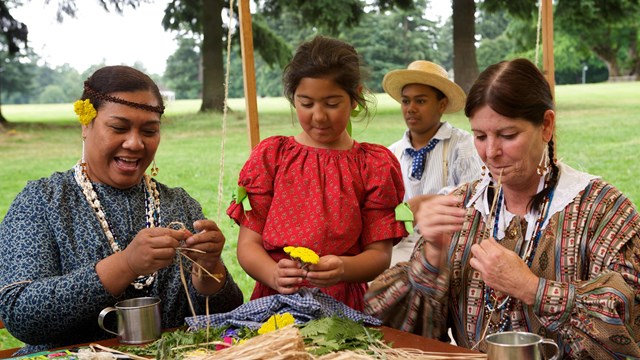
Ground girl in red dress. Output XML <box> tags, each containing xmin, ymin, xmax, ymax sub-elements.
<box><xmin>227</xmin><ymin>36</ymin><xmax>408</xmax><ymax>311</ymax></box>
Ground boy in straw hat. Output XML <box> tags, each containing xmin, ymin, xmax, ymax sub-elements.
<box><xmin>383</xmin><ymin>60</ymin><xmax>483</xmax><ymax>266</ymax></box>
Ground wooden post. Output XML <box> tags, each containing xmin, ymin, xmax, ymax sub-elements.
<box><xmin>541</xmin><ymin>0</ymin><xmax>555</xmax><ymax>98</ymax></box>
<box><xmin>238</xmin><ymin>0</ymin><xmax>260</xmax><ymax>149</ymax></box>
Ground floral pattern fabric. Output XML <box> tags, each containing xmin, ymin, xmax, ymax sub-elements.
<box><xmin>365</xmin><ymin>164</ymin><xmax>640</xmax><ymax>359</ymax></box>
<box><xmin>0</xmin><ymin>170</ymin><xmax>243</xmax><ymax>355</ymax></box>
<box><xmin>227</xmin><ymin>136</ymin><xmax>408</xmax><ymax>311</ymax></box>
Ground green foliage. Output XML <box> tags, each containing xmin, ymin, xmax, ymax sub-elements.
<box><xmin>0</xmin><ymin>328</ymin><xmax>23</xmax><ymax>350</ymax></box>
<box><xmin>117</xmin><ymin>327</ymin><xmax>228</xmax><ymax>360</ymax></box>
<box><xmin>164</xmin><ymin>36</ymin><xmax>201</xmax><ymax>99</ymax></box>
<box><xmin>300</xmin><ymin>316</ymin><xmax>383</xmax><ymax>356</ymax></box>
<box><xmin>345</xmin><ymin>0</ymin><xmax>444</xmax><ymax>93</ymax></box>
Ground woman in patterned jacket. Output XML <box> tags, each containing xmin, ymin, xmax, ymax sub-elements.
<box><xmin>365</xmin><ymin>58</ymin><xmax>640</xmax><ymax>359</ymax></box>
<box><xmin>0</xmin><ymin>66</ymin><xmax>243</xmax><ymax>356</ymax></box>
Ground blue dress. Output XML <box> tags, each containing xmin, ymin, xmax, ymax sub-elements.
<box><xmin>0</xmin><ymin>169</ymin><xmax>243</xmax><ymax>354</ymax></box>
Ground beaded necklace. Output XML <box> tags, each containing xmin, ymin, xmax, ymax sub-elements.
<box><xmin>73</xmin><ymin>161</ymin><xmax>161</xmax><ymax>290</ymax></box>
<box><xmin>483</xmin><ymin>178</ymin><xmax>556</xmax><ymax>335</ymax></box>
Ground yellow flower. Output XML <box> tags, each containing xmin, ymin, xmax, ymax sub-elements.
<box><xmin>74</xmin><ymin>99</ymin><xmax>97</xmax><ymax>125</ymax></box>
<box><xmin>283</xmin><ymin>246</ymin><xmax>319</xmax><ymax>265</ymax></box>
<box><xmin>257</xmin><ymin>312</ymin><xmax>295</xmax><ymax>335</ymax></box>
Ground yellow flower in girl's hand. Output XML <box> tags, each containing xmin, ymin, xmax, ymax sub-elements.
<box><xmin>283</xmin><ymin>246</ymin><xmax>319</xmax><ymax>266</ymax></box>
<box><xmin>258</xmin><ymin>312</ymin><xmax>295</xmax><ymax>334</ymax></box>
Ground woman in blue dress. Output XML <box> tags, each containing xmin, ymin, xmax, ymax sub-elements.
<box><xmin>0</xmin><ymin>65</ymin><xmax>243</xmax><ymax>355</ymax></box>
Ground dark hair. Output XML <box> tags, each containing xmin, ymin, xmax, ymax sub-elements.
<box><xmin>81</xmin><ymin>65</ymin><xmax>164</xmax><ymax>114</ymax></box>
<box><xmin>465</xmin><ymin>58</ymin><xmax>557</xmax><ymax>212</ymax></box>
<box><xmin>283</xmin><ymin>35</ymin><xmax>370</xmax><ymax>118</ymax></box>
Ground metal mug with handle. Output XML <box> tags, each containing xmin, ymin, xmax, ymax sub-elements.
<box><xmin>486</xmin><ymin>331</ymin><xmax>560</xmax><ymax>360</ymax></box>
<box><xmin>98</xmin><ymin>297</ymin><xmax>162</xmax><ymax>344</ymax></box>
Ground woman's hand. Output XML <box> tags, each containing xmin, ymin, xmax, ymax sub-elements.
<box><xmin>305</xmin><ymin>255</ymin><xmax>345</xmax><ymax>288</ymax></box>
<box><xmin>272</xmin><ymin>258</ymin><xmax>306</xmax><ymax>294</ymax></box>
<box><xmin>469</xmin><ymin>237</ymin><xmax>540</xmax><ymax>305</ymax></box>
<box><xmin>415</xmin><ymin>194</ymin><xmax>465</xmax><ymax>267</ymax></box>
<box><xmin>123</xmin><ymin>227</ymin><xmax>186</xmax><ymax>276</ymax></box>
<box><xmin>184</xmin><ymin>219</ymin><xmax>225</xmax><ymax>275</ymax></box>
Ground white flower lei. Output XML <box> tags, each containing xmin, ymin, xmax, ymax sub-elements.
<box><xmin>73</xmin><ymin>161</ymin><xmax>160</xmax><ymax>290</ymax></box>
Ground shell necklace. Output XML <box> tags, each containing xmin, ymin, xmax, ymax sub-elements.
<box><xmin>73</xmin><ymin>161</ymin><xmax>161</xmax><ymax>290</ymax></box>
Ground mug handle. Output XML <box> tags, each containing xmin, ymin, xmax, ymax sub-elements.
<box><xmin>541</xmin><ymin>338</ymin><xmax>560</xmax><ymax>360</ymax></box>
<box><xmin>98</xmin><ymin>307</ymin><xmax>119</xmax><ymax>336</ymax></box>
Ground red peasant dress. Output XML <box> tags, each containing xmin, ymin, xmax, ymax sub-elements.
<box><xmin>227</xmin><ymin>136</ymin><xmax>408</xmax><ymax>311</ymax></box>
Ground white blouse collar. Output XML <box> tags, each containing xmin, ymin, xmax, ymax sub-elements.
<box><xmin>466</xmin><ymin>162</ymin><xmax>598</xmax><ymax>240</ymax></box>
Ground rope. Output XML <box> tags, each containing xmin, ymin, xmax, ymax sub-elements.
<box><xmin>217</xmin><ymin>0</ymin><xmax>235</xmax><ymax>222</ymax></box>
<box><xmin>534</xmin><ymin>0</ymin><xmax>543</xmax><ymax>66</ymax></box>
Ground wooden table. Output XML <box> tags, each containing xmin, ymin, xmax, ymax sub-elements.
<box><xmin>0</xmin><ymin>326</ymin><xmax>479</xmax><ymax>358</ymax></box>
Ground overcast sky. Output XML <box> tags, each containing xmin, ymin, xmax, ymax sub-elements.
<box><xmin>12</xmin><ymin>0</ymin><xmax>177</xmax><ymax>75</ymax></box>
<box><xmin>11</xmin><ymin>1</ymin><xmax>452</xmax><ymax>76</ymax></box>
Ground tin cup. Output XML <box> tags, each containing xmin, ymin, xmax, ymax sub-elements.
<box><xmin>486</xmin><ymin>331</ymin><xmax>559</xmax><ymax>360</ymax></box>
<box><xmin>98</xmin><ymin>297</ymin><xmax>162</xmax><ymax>344</ymax></box>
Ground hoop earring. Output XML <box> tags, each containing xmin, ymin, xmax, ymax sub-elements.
<box><xmin>537</xmin><ymin>145</ymin><xmax>549</xmax><ymax>176</ymax></box>
<box><xmin>150</xmin><ymin>160</ymin><xmax>159</xmax><ymax>177</ymax></box>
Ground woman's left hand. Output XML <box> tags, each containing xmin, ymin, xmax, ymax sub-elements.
<box><xmin>304</xmin><ymin>255</ymin><xmax>344</xmax><ymax>288</ymax></box>
<box><xmin>469</xmin><ymin>237</ymin><xmax>540</xmax><ymax>305</ymax></box>
<box><xmin>183</xmin><ymin>219</ymin><xmax>225</xmax><ymax>278</ymax></box>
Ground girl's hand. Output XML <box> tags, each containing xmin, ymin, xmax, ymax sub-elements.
<box><xmin>469</xmin><ymin>237</ymin><xmax>540</xmax><ymax>305</ymax></box>
<box><xmin>305</xmin><ymin>255</ymin><xmax>344</xmax><ymax>288</ymax></box>
<box><xmin>123</xmin><ymin>227</ymin><xmax>185</xmax><ymax>276</ymax></box>
<box><xmin>272</xmin><ymin>258</ymin><xmax>306</xmax><ymax>294</ymax></box>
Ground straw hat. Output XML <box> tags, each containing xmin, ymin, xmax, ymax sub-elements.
<box><xmin>382</xmin><ymin>60</ymin><xmax>466</xmax><ymax>113</ymax></box>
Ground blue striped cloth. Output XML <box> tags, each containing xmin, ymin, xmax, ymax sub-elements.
<box><xmin>185</xmin><ymin>288</ymin><xmax>382</xmax><ymax>330</ymax></box>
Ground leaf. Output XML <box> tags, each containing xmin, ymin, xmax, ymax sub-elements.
<box><xmin>299</xmin><ymin>316</ymin><xmax>382</xmax><ymax>356</ymax></box>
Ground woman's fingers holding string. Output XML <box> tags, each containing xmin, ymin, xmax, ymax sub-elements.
<box><xmin>416</xmin><ymin>195</ymin><xmax>465</xmax><ymax>240</ymax></box>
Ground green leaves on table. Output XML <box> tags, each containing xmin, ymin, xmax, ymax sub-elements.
<box><xmin>299</xmin><ymin>316</ymin><xmax>383</xmax><ymax>356</ymax></box>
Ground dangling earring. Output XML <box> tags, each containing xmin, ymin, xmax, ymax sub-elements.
<box><xmin>150</xmin><ymin>160</ymin><xmax>159</xmax><ymax>177</ymax></box>
<box><xmin>81</xmin><ymin>136</ymin><xmax>87</xmax><ymax>175</ymax></box>
<box><xmin>481</xmin><ymin>165</ymin><xmax>487</xmax><ymax>177</ymax></box>
<box><xmin>537</xmin><ymin>145</ymin><xmax>549</xmax><ymax>176</ymax></box>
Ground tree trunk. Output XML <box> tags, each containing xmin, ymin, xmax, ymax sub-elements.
<box><xmin>452</xmin><ymin>0</ymin><xmax>478</xmax><ymax>94</ymax></box>
<box><xmin>592</xmin><ymin>44</ymin><xmax>621</xmax><ymax>78</ymax></box>
<box><xmin>200</xmin><ymin>0</ymin><xmax>225</xmax><ymax>112</ymax></box>
<box><xmin>0</xmin><ymin>103</ymin><xmax>9</xmax><ymax>132</ymax></box>
<box><xmin>628</xmin><ymin>28</ymin><xmax>640</xmax><ymax>80</ymax></box>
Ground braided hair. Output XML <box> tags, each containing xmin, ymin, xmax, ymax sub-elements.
<box><xmin>465</xmin><ymin>58</ymin><xmax>558</xmax><ymax>213</ymax></box>
<box><xmin>81</xmin><ymin>65</ymin><xmax>165</xmax><ymax>115</ymax></box>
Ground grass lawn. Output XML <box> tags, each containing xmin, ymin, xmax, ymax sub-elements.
<box><xmin>0</xmin><ymin>81</ymin><xmax>639</xmax><ymax>350</ymax></box>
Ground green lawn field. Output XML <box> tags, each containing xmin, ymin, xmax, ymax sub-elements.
<box><xmin>0</xmin><ymin>81</ymin><xmax>639</xmax><ymax>350</ymax></box>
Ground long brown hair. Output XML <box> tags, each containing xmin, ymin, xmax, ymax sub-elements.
<box><xmin>465</xmin><ymin>58</ymin><xmax>557</xmax><ymax>212</ymax></box>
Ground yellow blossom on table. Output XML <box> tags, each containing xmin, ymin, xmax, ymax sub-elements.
<box><xmin>73</xmin><ymin>99</ymin><xmax>97</xmax><ymax>125</ymax></box>
<box><xmin>257</xmin><ymin>312</ymin><xmax>295</xmax><ymax>335</ymax></box>
<box><xmin>283</xmin><ymin>246</ymin><xmax>319</xmax><ymax>265</ymax></box>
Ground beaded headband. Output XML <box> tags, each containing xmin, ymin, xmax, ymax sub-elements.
<box><xmin>83</xmin><ymin>82</ymin><xmax>165</xmax><ymax>115</ymax></box>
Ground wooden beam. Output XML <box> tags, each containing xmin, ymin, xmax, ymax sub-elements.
<box><xmin>238</xmin><ymin>0</ymin><xmax>260</xmax><ymax>149</ymax></box>
<box><xmin>541</xmin><ymin>0</ymin><xmax>555</xmax><ymax>98</ymax></box>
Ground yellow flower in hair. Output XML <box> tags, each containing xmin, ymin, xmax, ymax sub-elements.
<box><xmin>257</xmin><ymin>312</ymin><xmax>295</xmax><ymax>334</ymax></box>
<box><xmin>74</xmin><ymin>99</ymin><xmax>97</xmax><ymax>125</ymax></box>
<box><xmin>283</xmin><ymin>246</ymin><xmax>319</xmax><ymax>265</ymax></box>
